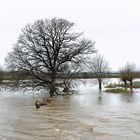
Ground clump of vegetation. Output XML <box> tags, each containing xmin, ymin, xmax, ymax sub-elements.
<box><xmin>104</xmin><ymin>81</ymin><xmax>140</xmax><ymax>93</ymax></box>
<box><xmin>105</xmin><ymin>88</ymin><xmax>130</xmax><ymax>93</ymax></box>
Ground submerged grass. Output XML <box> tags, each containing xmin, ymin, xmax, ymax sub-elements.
<box><xmin>104</xmin><ymin>84</ymin><xmax>117</xmax><ymax>88</ymax></box>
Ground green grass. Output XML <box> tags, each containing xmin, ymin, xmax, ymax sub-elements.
<box><xmin>105</xmin><ymin>88</ymin><xmax>130</xmax><ymax>93</ymax></box>
<box><xmin>133</xmin><ymin>81</ymin><xmax>140</xmax><ymax>86</ymax></box>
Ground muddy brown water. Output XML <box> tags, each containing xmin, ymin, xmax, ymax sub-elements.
<box><xmin>0</xmin><ymin>79</ymin><xmax>140</xmax><ymax>140</ymax></box>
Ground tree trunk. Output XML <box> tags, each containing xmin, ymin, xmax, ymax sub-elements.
<box><xmin>49</xmin><ymin>87</ymin><xmax>55</xmax><ymax>97</ymax></box>
<box><xmin>130</xmin><ymin>80</ymin><xmax>133</xmax><ymax>87</ymax></box>
<box><xmin>124</xmin><ymin>80</ymin><xmax>127</xmax><ymax>85</ymax></box>
<box><xmin>49</xmin><ymin>75</ymin><xmax>56</xmax><ymax>97</ymax></box>
<box><xmin>98</xmin><ymin>79</ymin><xmax>102</xmax><ymax>91</ymax></box>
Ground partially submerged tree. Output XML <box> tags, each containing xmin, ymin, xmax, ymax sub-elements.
<box><xmin>5</xmin><ymin>18</ymin><xmax>95</xmax><ymax>97</ymax></box>
<box><xmin>120</xmin><ymin>62</ymin><xmax>137</xmax><ymax>87</ymax></box>
<box><xmin>120</xmin><ymin>68</ymin><xmax>128</xmax><ymax>85</ymax></box>
<box><xmin>87</xmin><ymin>54</ymin><xmax>110</xmax><ymax>91</ymax></box>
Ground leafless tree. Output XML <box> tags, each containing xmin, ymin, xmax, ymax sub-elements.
<box><xmin>120</xmin><ymin>62</ymin><xmax>137</xmax><ymax>87</ymax></box>
<box><xmin>87</xmin><ymin>54</ymin><xmax>110</xmax><ymax>91</ymax></box>
<box><xmin>5</xmin><ymin>18</ymin><xmax>95</xmax><ymax>97</ymax></box>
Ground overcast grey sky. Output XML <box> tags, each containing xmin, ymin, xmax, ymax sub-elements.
<box><xmin>0</xmin><ymin>0</ymin><xmax>140</xmax><ymax>71</ymax></box>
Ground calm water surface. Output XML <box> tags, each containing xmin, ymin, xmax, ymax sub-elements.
<box><xmin>0</xmin><ymin>79</ymin><xmax>140</xmax><ymax>140</ymax></box>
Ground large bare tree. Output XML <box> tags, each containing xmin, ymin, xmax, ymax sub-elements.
<box><xmin>5</xmin><ymin>18</ymin><xmax>95</xmax><ymax>97</ymax></box>
<box><xmin>87</xmin><ymin>54</ymin><xmax>110</xmax><ymax>91</ymax></box>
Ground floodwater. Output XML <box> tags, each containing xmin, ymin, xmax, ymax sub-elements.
<box><xmin>0</xmin><ymin>79</ymin><xmax>140</xmax><ymax>140</ymax></box>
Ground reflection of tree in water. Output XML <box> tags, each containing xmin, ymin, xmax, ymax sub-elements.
<box><xmin>82</xmin><ymin>80</ymin><xmax>87</xmax><ymax>86</ymax></box>
<box><xmin>130</xmin><ymin>88</ymin><xmax>133</xmax><ymax>94</ymax></box>
<box><xmin>97</xmin><ymin>92</ymin><xmax>102</xmax><ymax>105</ymax></box>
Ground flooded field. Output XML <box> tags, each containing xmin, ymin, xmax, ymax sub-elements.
<box><xmin>0</xmin><ymin>79</ymin><xmax>140</xmax><ymax>140</ymax></box>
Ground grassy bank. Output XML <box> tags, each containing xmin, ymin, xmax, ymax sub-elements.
<box><xmin>105</xmin><ymin>88</ymin><xmax>130</xmax><ymax>93</ymax></box>
<box><xmin>104</xmin><ymin>81</ymin><xmax>140</xmax><ymax>93</ymax></box>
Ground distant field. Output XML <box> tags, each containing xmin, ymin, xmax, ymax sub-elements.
<box><xmin>0</xmin><ymin>71</ymin><xmax>121</xmax><ymax>81</ymax></box>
